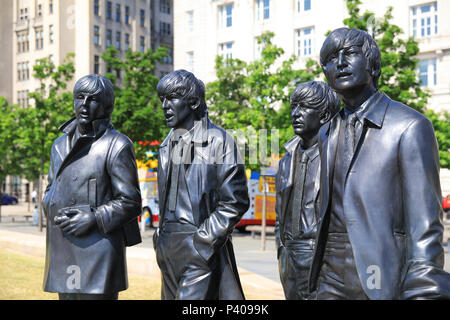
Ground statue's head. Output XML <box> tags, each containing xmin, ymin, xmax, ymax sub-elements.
<box><xmin>320</xmin><ymin>28</ymin><xmax>381</xmax><ymax>94</ymax></box>
<box><xmin>290</xmin><ymin>81</ymin><xmax>340</xmax><ymax>138</ymax></box>
<box><xmin>73</xmin><ymin>74</ymin><xmax>115</xmax><ymax>125</ymax></box>
<box><xmin>157</xmin><ymin>70</ymin><xmax>207</xmax><ymax>130</ymax></box>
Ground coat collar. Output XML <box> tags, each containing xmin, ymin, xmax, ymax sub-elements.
<box><xmin>59</xmin><ymin>117</ymin><xmax>112</xmax><ymax>139</ymax></box>
<box><xmin>283</xmin><ymin>135</ymin><xmax>319</xmax><ymax>161</ymax></box>
<box><xmin>160</xmin><ymin>114</ymin><xmax>210</xmax><ymax>148</ymax></box>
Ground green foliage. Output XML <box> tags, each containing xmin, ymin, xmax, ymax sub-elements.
<box><xmin>344</xmin><ymin>0</ymin><xmax>428</xmax><ymax>113</ymax></box>
<box><xmin>101</xmin><ymin>46</ymin><xmax>170</xmax><ymax>162</ymax></box>
<box><xmin>2</xmin><ymin>54</ymin><xmax>75</xmax><ymax>181</ymax></box>
<box><xmin>206</xmin><ymin>32</ymin><xmax>320</xmax><ymax>170</ymax></box>
<box><xmin>0</xmin><ymin>97</ymin><xmax>21</xmax><ymax>183</ymax></box>
<box><xmin>426</xmin><ymin>110</ymin><xmax>450</xmax><ymax>169</ymax></box>
<box><xmin>342</xmin><ymin>0</ymin><xmax>449</xmax><ymax>168</ymax></box>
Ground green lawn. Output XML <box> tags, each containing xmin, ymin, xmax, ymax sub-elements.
<box><xmin>0</xmin><ymin>248</ymin><xmax>269</xmax><ymax>300</ymax></box>
<box><xmin>0</xmin><ymin>248</ymin><xmax>160</xmax><ymax>300</ymax></box>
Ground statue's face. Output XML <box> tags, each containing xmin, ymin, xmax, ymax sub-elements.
<box><xmin>322</xmin><ymin>45</ymin><xmax>372</xmax><ymax>93</ymax></box>
<box><xmin>160</xmin><ymin>92</ymin><xmax>195</xmax><ymax>129</ymax></box>
<box><xmin>291</xmin><ymin>102</ymin><xmax>323</xmax><ymax>138</ymax></box>
<box><xmin>73</xmin><ymin>91</ymin><xmax>107</xmax><ymax>125</ymax></box>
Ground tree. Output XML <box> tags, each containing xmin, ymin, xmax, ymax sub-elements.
<box><xmin>341</xmin><ymin>0</ymin><xmax>450</xmax><ymax>168</ymax></box>
<box><xmin>0</xmin><ymin>97</ymin><xmax>22</xmax><ymax>221</ymax></box>
<box><xmin>101</xmin><ymin>46</ymin><xmax>170</xmax><ymax>163</ymax></box>
<box><xmin>206</xmin><ymin>32</ymin><xmax>320</xmax><ymax>171</ymax></box>
<box><xmin>14</xmin><ymin>53</ymin><xmax>75</xmax><ymax>229</ymax></box>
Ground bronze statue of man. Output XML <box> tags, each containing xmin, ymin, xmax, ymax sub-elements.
<box><xmin>275</xmin><ymin>81</ymin><xmax>339</xmax><ymax>300</ymax></box>
<box><xmin>309</xmin><ymin>27</ymin><xmax>450</xmax><ymax>299</ymax></box>
<box><xmin>153</xmin><ymin>70</ymin><xmax>250</xmax><ymax>300</ymax></box>
<box><xmin>42</xmin><ymin>74</ymin><xmax>142</xmax><ymax>300</ymax></box>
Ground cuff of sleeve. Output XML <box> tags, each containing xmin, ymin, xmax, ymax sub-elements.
<box><xmin>93</xmin><ymin>209</ymin><xmax>106</xmax><ymax>234</ymax></box>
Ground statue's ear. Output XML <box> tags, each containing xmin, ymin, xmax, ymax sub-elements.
<box><xmin>320</xmin><ymin>110</ymin><xmax>331</xmax><ymax>125</ymax></box>
<box><xmin>189</xmin><ymin>97</ymin><xmax>201</xmax><ymax>114</ymax></box>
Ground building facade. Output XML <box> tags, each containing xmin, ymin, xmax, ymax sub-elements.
<box><xmin>0</xmin><ymin>0</ymin><xmax>173</xmax><ymax>201</ymax></box>
<box><xmin>174</xmin><ymin>0</ymin><xmax>450</xmax><ymax>112</ymax></box>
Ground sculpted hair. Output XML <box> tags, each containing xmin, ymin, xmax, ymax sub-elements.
<box><xmin>156</xmin><ymin>69</ymin><xmax>207</xmax><ymax>118</ymax></box>
<box><xmin>320</xmin><ymin>27</ymin><xmax>382</xmax><ymax>89</ymax></box>
<box><xmin>73</xmin><ymin>74</ymin><xmax>115</xmax><ymax>116</ymax></box>
<box><xmin>290</xmin><ymin>81</ymin><xmax>341</xmax><ymax>119</ymax></box>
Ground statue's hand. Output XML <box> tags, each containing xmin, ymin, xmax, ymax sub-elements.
<box><xmin>57</xmin><ymin>207</ymin><xmax>96</xmax><ymax>237</ymax></box>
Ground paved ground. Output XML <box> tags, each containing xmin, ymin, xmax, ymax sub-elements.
<box><xmin>1</xmin><ymin>202</ymin><xmax>450</xmax><ymax>298</ymax></box>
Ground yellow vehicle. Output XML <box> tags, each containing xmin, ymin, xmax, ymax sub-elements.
<box><xmin>139</xmin><ymin>177</ymin><xmax>159</xmax><ymax>228</ymax></box>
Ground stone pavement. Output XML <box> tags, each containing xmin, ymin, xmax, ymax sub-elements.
<box><xmin>0</xmin><ymin>203</ymin><xmax>285</xmax><ymax>300</ymax></box>
<box><xmin>1</xmin><ymin>203</ymin><xmax>450</xmax><ymax>300</ymax></box>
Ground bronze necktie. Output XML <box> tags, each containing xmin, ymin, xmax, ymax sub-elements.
<box><xmin>344</xmin><ymin>112</ymin><xmax>358</xmax><ymax>170</ymax></box>
<box><xmin>168</xmin><ymin>139</ymin><xmax>183</xmax><ymax>212</ymax></box>
<box><xmin>292</xmin><ymin>149</ymin><xmax>309</xmax><ymax>238</ymax></box>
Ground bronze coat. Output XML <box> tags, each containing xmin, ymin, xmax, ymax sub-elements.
<box><xmin>309</xmin><ymin>92</ymin><xmax>450</xmax><ymax>299</ymax></box>
<box><xmin>42</xmin><ymin>118</ymin><xmax>142</xmax><ymax>294</ymax></box>
<box><xmin>154</xmin><ymin>115</ymin><xmax>250</xmax><ymax>299</ymax></box>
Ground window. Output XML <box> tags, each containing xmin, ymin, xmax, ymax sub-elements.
<box><xmin>35</xmin><ymin>28</ymin><xmax>44</xmax><ymax>49</ymax></box>
<box><xmin>125</xmin><ymin>6</ymin><xmax>130</xmax><ymax>24</ymax></box>
<box><xmin>116</xmin><ymin>31</ymin><xmax>121</xmax><ymax>50</ymax></box>
<box><xmin>187</xmin><ymin>51</ymin><xmax>194</xmax><ymax>71</ymax></box>
<box><xmin>19</xmin><ymin>8</ymin><xmax>29</xmax><ymax>22</ymax></box>
<box><xmin>161</xmin><ymin>0</ymin><xmax>171</xmax><ymax>14</ymax></box>
<box><xmin>255</xmin><ymin>36</ymin><xmax>267</xmax><ymax>60</ymax></box>
<box><xmin>140</xmin><ymin>9</ymin><xmax>145</xmax><ymax>27</ymax></box>
<box><xmin>163</xmin><ymin>47</ymin><xmax>173</xmax><ymax>64</ymax></box>
<box><xmin>17</xmin><ymin>62</ymin><xmax>30</xmax><ymax>81</ymax></box>
<box><xmin>256</xmin><ymin>0</ymin><xmax>270</xmax><ymax>21</ymax></box>
<box><xmin>125</xmin><ymin>33</ymin><xmax>130</xmax><ymax>51</ymax></box>
<box><xmin>160</xmin><ymin>22</ymin><xmax>171</xmax><ymax>35</ymax></box>
<box><xmin>49</xmin><ymin>25</ymin><xmax>54</xmax><ymax>44</ymax></box>
<box><xmin>295</xmin><ymin>27</ymin><xmax>314</xmax><ymax>57</ymax></box>
<box><xmin>419</xmin><ymin>59</ymin><xmax>437</xmax><ymax>87</ymax></box>
<box><xmin>116</xmin><ymin>4</ymin><xmax>121</xmax><ymax>22</ymax></box>
<box><xmin>219</xmin><ymin>4</ymin><xmax>233</xmax><ymax>28</ymax></box>
<box><xmin>297</xmin><ymin>0</ymin><xmax>311</xmax><ymax>12</ymax></box>
<box><xmin>17</xmin><ymin>90</ymin><xmax>30</xmax><ymax>108</ymax></box>
<box><xmin>94</xmin><ymin>55</ymin><xmax>100</xmax><ymax>74</ymax></box>
<box><xmin>17</xmin><ymin>31</ymin><xmax>29</xmax><ymax>53</ymax></box>
<box><xmin>411</xmin><ymin>2</ymin><xmax>438</xmax><ymax>38</ymax></box>
<box><xmin>94</xmin><ymin>25</ymin><xmax>100</xmax><ymax>45</ymax></box>
<box><xmin>187</xmin><ymin>11</ymin><xmax>194</xmax><ymax>32</ymax></box>
<box><xmin>49</xmin><ymin>0</ymin><xmax>54</xmax><ymax>14</ymax></box>
<box><xmin>186</xmin><ymin>51</ymin><xmax>194</xmax><ymax>72</ymax></box>
<box><xmin>94</xmin><ymin>0</ymin><xmax>99</xmax><ymax>16</ymax></box>
<box><xmin>219</xmin><ymin>42</ymin><xmax>233</xmax><ymax>60</ymax></box>
<box><xmin>140</xmin><ymin>36</ymin><xmax>145</xmax><ymax>52</ymax></box>
<box><xmin>106</xmin><ymin>1</ymin><xmax>112</xmax><ymax>20</ymax></box>
<box><xmin>37</xmin><ymin>4</ymin><xmax>43</xmax><ymax>17</ymax></box>
<box><xmin>106</xmin><ymin>29</ymin><xmax>112</xmax><ymax>48</ymax></box>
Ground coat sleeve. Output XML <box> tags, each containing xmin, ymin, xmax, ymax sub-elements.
<box><xmin>94</xmin><ymin>137</ymin><xmax>142</xmax><ymax>234</ymax></box>
<box><xmin>42</xmin><ymin>144</ymin><xmax>56</xmax><ymax>217</ymax></box>
<box><xmin>398</xmin><ymin>116</ymin><xmax>450</xmax><ymax>299</ymax></box>
<box><xmin>274</xmin><ymin>157</ymin><xmax>285</xmax><ymax>253</ymax></box>
<box><xmin>193</xmin><ymin>134</ymin><xmax>250</xmax><ymax>262</ymax></box>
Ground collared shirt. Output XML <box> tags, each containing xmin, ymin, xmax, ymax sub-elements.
<box><xmin>163</xmin><ymin>122</ymin><xmax>200</xmax><ymax>226</ymax></box>
<box><xmin>329</xmin><ymin>91</ymin><xmax>381</xmax><ymax>233</ymax></box>
<box><xmin>284</xmin><ymin>141</ymin><xmax>320</xmax><ymax>240</ymax></box>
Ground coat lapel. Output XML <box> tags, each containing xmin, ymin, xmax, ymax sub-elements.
<box><xmin>157</xmin><ymin>129</ymin><xmax>173</xmax><ymax>217</ymax></box>
<box><xmin>317</xmin><ymin>115</ymin><xmax>341</xmax><ymax>220</ymax></box>
<box><xmin>278</xmin><ymin>136</ymin><xmax>301</xmax><ymax>224</ymax></box>
<box><xmin>185</xmin><ymin>117</ymin><xmax>209</xmax><ymax>221</ymax></box>
<box><xmin>344</xmin><ymin>91</ymin><xmax>388</xmax><ymax>181</ymax></box>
